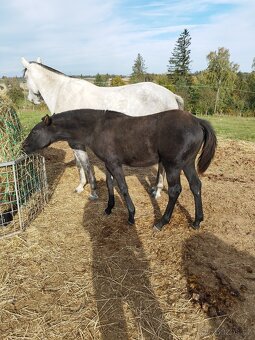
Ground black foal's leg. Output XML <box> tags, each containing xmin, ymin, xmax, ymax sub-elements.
<box><xmin>183</xmin><ymin>163</ymin><xmax>203</xmax><ymax>229</ymax></box>
<box><xmin>151</xmin><ymin>162</ymin><xmax>165</xmax><ymax>199</ymax></box>
<box><xmin>106</xmin><ymin>163</ymin><xmax>135</xmax><ymax>225</ymax></box>
<box><xmin>154</xmin><ymin>167</ymin><xmax>182</xmax><ymax>231</ymax></box>
<box><xmin>105</xmin><ymin>168</ymin><xmax>115</xmax><ymax>215</ymax></box>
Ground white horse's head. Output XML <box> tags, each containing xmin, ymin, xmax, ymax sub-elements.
<box><xmin>21</xmin><ymin>57</ymin><xmax>43</xmax><ymax>105</ymax></box>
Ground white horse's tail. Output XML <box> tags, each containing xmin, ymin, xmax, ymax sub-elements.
<box><xmin>175</xmin><ymin>94</ymin><xmax>184</xmax><ymax>110</ymax></box>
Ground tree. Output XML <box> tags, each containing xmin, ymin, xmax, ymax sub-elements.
<box><xmin>246</xmin><ymin>72</ymin><xmax>255</xmax><ymax>114</ymax></box>
<box><xmin>168</xmin><ymin>29</ymin><xmax>192</xmax><ymax>83</ymax></box>
<box><xmin>206</xmin><ymin>47</ymin><xmax>239</xmax><ymax>114</ymax></box>
<box><xmin>191</xmin><ymin>72</ymin><xmax>217</xmax><ymax>115</ymax></box>
<box><xmin>130</xmin><ymin>53</ymin><xmax>147</xmax><ymax>83</ymax></box>
<box><xmin>5</xmin><ymin>77</ymin><xmax>24</xmax><ymax>106</ymax></box>
<box><xmin>252</xmin><ymin>57</ymin><xmax>255</xmax><ymax>72</ymax></box>
<box><xmin>94</xmin><ymin>73</ymin><xmax>109</xmax><ymax>87</ymax></box>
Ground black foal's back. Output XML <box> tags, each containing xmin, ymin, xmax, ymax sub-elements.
<box><xmin>88</xmin><ymin>109</ymin><xmax>203</xmax><ymax>169</ymax></box>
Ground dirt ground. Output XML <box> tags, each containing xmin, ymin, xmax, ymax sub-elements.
<box><xmin>0</xmin><ymin>138</ymin><xmax>254</xmax><ymax>339</ymax></box>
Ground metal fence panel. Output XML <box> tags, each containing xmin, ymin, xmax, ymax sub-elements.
<box><xmin>0</xmin><ymin>154</ymin><xmax>48</xmax><ymax>238</ymax></box>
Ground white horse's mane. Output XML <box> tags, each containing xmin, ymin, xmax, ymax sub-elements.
<box><xmin>23</xmin><ymin>61</ymin><xmax>65</xmax><ymax>78</ymax></box>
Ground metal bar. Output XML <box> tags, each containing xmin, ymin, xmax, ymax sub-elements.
<box><xmin>0</xmin><ymin>229</ymin><xmax>22</xmax><ymax>240</ymax></box>
<box><xmin>42</xmin><ymin>155</ymin><xmax>49</xmax><ymax>203</ymax></box>
<box><xmin>12</xmin><ymin>162</ymin><xmax>23</xmax><ymax>231</ymax></box>
<box><xmin>0</xmin><ymin>154</ymin><xmax>28</xmax><ymax>167</ymax></box>
<box><xmin>0</xmin><ymin>160</ymin><xmax>15</xmax><ymax>167</ymax></box>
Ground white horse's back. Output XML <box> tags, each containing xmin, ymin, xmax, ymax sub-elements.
<box><xmin>54</xmin><ymin>79</ymin><xmax>182</xmax><ymax>115</ymax></box>
<box><xmin>97</xmin><ymin>82</ymin><xmax>183</xmax><ymax>115</ymax></box>
<box><xmin>22</xmin><ymin>59</ymin><xmax>184</xmax><ymax>115</ymax></box>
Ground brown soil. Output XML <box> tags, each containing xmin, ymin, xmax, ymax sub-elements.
<box><xmin>0</xmin><ymin>138</ymin><xmax>254</xmax><ymax>339</ymax></box>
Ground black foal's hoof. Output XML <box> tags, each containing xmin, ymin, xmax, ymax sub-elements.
<box><xmin>104</xmin><ymin>207</ymin><xmax>112</xmax><ymax>215</ymax></box>
<box><xmin>153</xmin><ymin>221</ymin><xmax>165</xmax><ymax>231</ymax></box>
<box><xmin>154</xmin><ymin>217</ymin><xmax>168</xmax><ymax>231</ymax></box>
<box><xmin>191</xmin><ymin>221</ymin><xmax>201</xmax><ymax>230</ymax></box>
<box><xmin>128</xmin><ymin>218</ymin><xmax>135</xmax><ymax>226</ymax></box>
<box><xmin>89</xmin><ymin>193</ymin><xmax>99</xmax><ymax>201</ymax></box>
<box><xmin>153</xmin><ymin>224</ymin><xmax>162</xmax><ymax>232</ymax></box>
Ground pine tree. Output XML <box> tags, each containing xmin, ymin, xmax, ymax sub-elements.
<box><xmin>252</xmin><ymin>57</ymin><xmax>255</xmax><ymax>72</ymax></box>
<box><xmin>168</xmin><ymin>29</ymin><xmax>192</xmax><ymax>82</ymax></box>
<box><xmin>130</xmin><ymin>53</ymin><xmax>147</xmax><ymax>83</ymax></box>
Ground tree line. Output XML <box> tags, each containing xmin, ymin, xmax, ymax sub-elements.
<box><xmin>92</xmin><ymin>33</ymin><xmax>255</xmax><ymax>116</ymax></box>
<box><xmin>129</xmin><ymin>29</ymin><xmax>255</xmax><ymax>116</ymax></box>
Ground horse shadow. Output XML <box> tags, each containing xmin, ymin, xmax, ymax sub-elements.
<box><xmin>182</xmin><ymin>232</ymin><xmax>255</xmax><ymax>339</ymax></box>
<box><xmin>82</xmin><ymin>181</ymin><xmax>173</xmax><ymax>339</ymax></box>
<box><xmin>39</xmin><ymin>145</ymin><xmax>66</xmax><ymax>198</ymax></box>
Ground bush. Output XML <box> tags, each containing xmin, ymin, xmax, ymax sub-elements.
<box><xmin>3</xmin><ymin>78</ymin><xmax>24</xmax><ymax>107</ymax></box>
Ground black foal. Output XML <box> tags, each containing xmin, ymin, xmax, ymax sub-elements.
<box><xmin>23</xmin><ymin>109</ymin><xmax>217</xmax><ymax>230</ymax></box>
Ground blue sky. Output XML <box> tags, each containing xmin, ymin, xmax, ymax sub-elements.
<box><xmin>0</xmin><ymin>0</ymin><xmax>254</xmax><ymax>76</ymax></box>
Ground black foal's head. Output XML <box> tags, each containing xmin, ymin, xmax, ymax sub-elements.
<box><xmin>22</xmin><ymin>115</ymin><xmax>54</xmax><ymax>154</ymax></box>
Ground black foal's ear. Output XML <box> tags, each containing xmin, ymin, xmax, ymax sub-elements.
<box><xmin>42</xmin><ymin>114</ymin><xmax>52</xmax><ymax>126</ymax></box>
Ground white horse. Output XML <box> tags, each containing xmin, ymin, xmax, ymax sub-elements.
<box><xmin>21</xmin><ymin>57</ymin><xmax>184</xmax><ymax>199</ymax></box>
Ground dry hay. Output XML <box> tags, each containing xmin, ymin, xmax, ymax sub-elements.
<box><xmin>0</xmin><ymin>96</ymin><xmax>47</xmax><ymax>236</ymax></box>
<box><xmin>0</xmin><ymin>140</ymin><xmax>254</xmax><ymax>339</ymax></box>
<box><xmin>0</xmin><ymin>93</ymin><xmax>23</xmax><ymax>225</ymax></box>
<box><xmin>0</xmin><ymin>93</ymin><xmax>22</xmax><ymax>162</ymax></box>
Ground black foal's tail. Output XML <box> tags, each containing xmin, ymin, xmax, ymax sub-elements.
<box><xmin>197</xmin><ymin>118</ymin><xmax>217</xmax><ymax>174</ymax></box>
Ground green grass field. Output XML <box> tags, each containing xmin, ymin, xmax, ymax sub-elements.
<box><xmin>18</xmin><ymin>109</ymin><xmax>255</xmax><ymax>142</ymax></box>
<box><xmin>17</xmin><ymin>108</ymin><xmax>50</xmax><ymax>136</ymax></box>
<box><xmin>198</xmin><ymin>114</ymin><xmax>255</xmax><ymax>142</ymax></box>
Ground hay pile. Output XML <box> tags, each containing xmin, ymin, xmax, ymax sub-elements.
<box><xmin>0</xmin><ymin>95</ymin><xmax>48</xmax><ymax>236</ymax></box>
<box><xmin>0</xmin><ymin>140</ymin><xmax>255</xmax><ymax>337</ymax></box>
<box><xmin>0</xmin><ymin>94</ymin><xmax>21</xmax><ymax>225</ymax></box>
<box><xmin>0</xmin><ymin>94</ymin><xmax>22</xmax><ymax>162</ymax></box>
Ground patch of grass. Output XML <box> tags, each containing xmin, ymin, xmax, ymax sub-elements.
<box><xmin>198</xmin><ymin>115</ymin><xmax>255</xmax><ymax>142</ymax></box>
<box><xmin>17</xmin><ymin>108</ymin><xmax>255</xmax><ymax>142</ymax></box>
<box><xmin>17</xmin><ymin>108</ymin><xmax>50</xmax><ymax>135</ymax></box>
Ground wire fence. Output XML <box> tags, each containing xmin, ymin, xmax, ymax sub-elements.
<box><xmin>0</xmin><ymin>154</ymin><xmax>48</xmax><ymax>239</ymax></box>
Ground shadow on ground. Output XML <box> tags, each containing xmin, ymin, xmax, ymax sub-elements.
<box><xmin>39</xmin><ymin>145</ymin><xmax>66</xmax><ymax>197</ymax></box>
<box><xmin>82</xmin><ymin>179</ymin><xmax>173</xmax><ymax>340</ymax></box>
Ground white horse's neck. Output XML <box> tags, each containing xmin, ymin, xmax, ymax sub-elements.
<box><xmin>30</xmin><ymin>65</ymin><xmax>68</xmax><ymax>114</ymax></box>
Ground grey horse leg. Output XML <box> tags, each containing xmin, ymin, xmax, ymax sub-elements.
<box><xmin>151</xmin><ymin>162</ymin><xmax>165</xmax><ymax>199</ymax></box>
<box><xmin>73</xmin><ymin>149</ymin><xmax>98</xmax><ymax>200</ymax></box>
<box><xmin>73</xmin><ymin>150</ymin><xmax>88</xmax><ymax>193</ymax></box>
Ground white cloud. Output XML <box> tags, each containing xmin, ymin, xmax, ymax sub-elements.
<box><xmin>190</xmin><ymin>1</ymin><xmax>255</xmax><ymax>71</ymax></box>
<box><xmin>0</xmin><ymin>0</ymin><xmax>254</xmax><ymax>76</ymax></box>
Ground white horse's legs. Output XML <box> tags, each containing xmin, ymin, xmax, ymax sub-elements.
<box><xmin>73</xmin><ymin>150</ymin><xmax>98</xmax><ymax>200</ymax></box>
<box><xmin>74</xmin><ymin>152</ymin><xmax>87</xmax><ymax>193</ymax></box>
<box><xmin>151</xmin><ymin>163</ymin><xmax>165</xmax><ymax>199</ymax></box>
